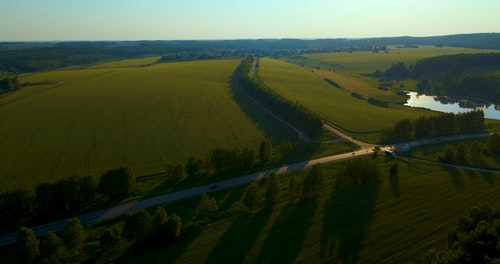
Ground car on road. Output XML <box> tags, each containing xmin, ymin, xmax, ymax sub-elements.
<box><xmin>210</xmin><ymin>184</ymin><xmax>218</xmax><ymax>189</ymax></box>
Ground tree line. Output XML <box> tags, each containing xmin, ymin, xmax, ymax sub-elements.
<box><xmin>1</xmin><ymin>139</ymin><xmax>295</xmax><ymax>234</ymax></box>
<box><xmin>0</xmin><ymin>166</ymin><xmax>135</xmax><ymax>233</ymax></box>
<box><xmin>378</xmin><ymin>53</ymin><xmax>500</xmax><ymax>104</ymax></box>
<box><xmin>380</xmin><ymin>110</ymin><xmax>484</xmax><ymax>143</ymax></box>
<box><xmin>238</xmin><ymin>56</ymin><xmax>323</xmax><ymax>139</ymax></box>
<box><xmin>436</xmin><ymin>133</ymin><xmax>500</xmax><ymax>165</ymax></box>
<box><xmin>17</xmin><ymin>206</ymin><xmax>182</xmax><ymax>263</ymax></box>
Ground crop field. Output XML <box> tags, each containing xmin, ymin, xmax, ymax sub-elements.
<box><xmin>301</xmin><ymin>46</ymin><xmax>499</xmax><ymax>74</ymax></box>
<box><xmin>0</xmin><ymin>59</ymin><xmax>270</xmax><ymax>190</ymax></box>
<box><xmin>257</xmin><ymin>58</ymin><xmax>432</xmax><ymax>134</ymax></box>
<box><xmin>120</xmin><ymin>157</ymin><xmax>500</xmax><ymax>263</ymax></box>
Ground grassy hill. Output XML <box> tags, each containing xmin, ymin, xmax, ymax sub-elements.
<box><xmin>0</xmin><ymin>59</ymin><xmax>270</xmax><ymax>190</ymax></box>
<box><xmin>257</xmin><ymin>58</ymin><xmax>431</xmax><ymax>135</ymax></box>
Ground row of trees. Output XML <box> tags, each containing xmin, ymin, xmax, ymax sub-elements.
<box><xmin>2</xmin><ymin>138</ymin><xmax>293</xmax><ymax>234</ymax></box>
<box><xmin>181</xmin><ymin>140</ymin><xmax>295</xmax><ymax>179</ymax></box>
<box><xmin>0</xmin><ymin>166</ymin><xmax>135</xmax><ymax>231</ymax></box>
<box><xmin>380</xmin><ymin>110</ymin><xmax>484</xmax><ymax>143</ymax></box>
<box><xmin>238</xmin><ymin>56</ymin><xmax>324</xmax><ymax>140</ymax></box>
<box><xmin>17</xmin><ymin>219</ymin><xmax>86</xmax><ymax>263</ymax></box>
<box><xmin>437</xmin><ymin>133</ymin><xmax>500</xmax><ymax>164</ymax></box>
<box><xmin>17</xmin><ymin>206</ymin><xmax>183</xmax><ymax>263</ymax></box>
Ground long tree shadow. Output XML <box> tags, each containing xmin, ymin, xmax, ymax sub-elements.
<box><xmin>481</xmin><ymin>172</ymin><xmax>496</xmax><ymax>186</ymax></box>
<box><xmin>204</xmin><ymin>209</ymin><xmax>273</xmax><ymax>263</ymax></box>
<box><xmin>389</xmin><ymin>173</ymin><xmax>400</xmax><ymax>198</ymax></box>
<box><xmin>229</xmin><ymin>68</ymin><xmax>298</xmax><ymax>143</ymax></box>
<box><xmin>446</xmin><ymin>166</ymin><xmax>465</xmax><ymax>192</ymax></box>
<box><xmin>320</xmin><ymin>183</ymin><xmax>380</xmax><ymax>263</ymax></box>
<box><xmin>256</xmin><ymin>199</ymin><xmax>317</xmax><ymax>264</ymax></box>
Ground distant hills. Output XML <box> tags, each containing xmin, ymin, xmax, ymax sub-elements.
<box><xmin>1</xmin><ymin>33</ymin><xmax>499</xmax><ymax>73</ymax></box>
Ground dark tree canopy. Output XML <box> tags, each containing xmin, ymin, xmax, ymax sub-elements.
<box><xmin>422</xmin><ymin>204</ymin><xmax>500</xmax><ymax>264</ymax></box>
<box><xmin>99</xmin><ymin>166</ymin><xmax>135</xmax><ymax>197</ymax></box>
<box><xmin>17</xmin><ymin>227</ymin><xmax>40</xmax><ymax>263</ymax></box>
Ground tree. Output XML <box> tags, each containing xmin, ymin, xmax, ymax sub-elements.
<box><xmin>243</xmin><ymin>182</ymin><xmax>259</xmax><ymax>210</ymax></box>
<box><xmin>62</xmin><ymin>218</ymin><xmax>86</xmax><ymax>256</ymax></box>
<box><xmin>372</xmin><ymin>146</ymin><xmax>381</xmax><ymax>159</ymax></box>
<box><xmin>152</xmin><ymin>206</ymin><xmax>168</xmax><ymax>228</ymax></box>
<box><xmin>241</xmin><ymin>147</ymin><xmax>255</xmax><ymax>170</ymax></box>
<box><xmin>17</xmin><ymin>227</ymin><xmax>40</xmax><ymax>263</ymax></box>
<box><xmin>422</xmin><ymin>204</ymin><xmax>500</xmax><ymax>263</ymax></box>
<box><xmin>487</xmin><ymin>133</ymin><xmax>500</xmax><ymax>154</ymax></box>
<box><xmin>194</xmin><ymin>193</ymin><xmax>218</xmax><ymax>219</ymax></box>
<box><xmin>124</xmin><ymin>209</ymin><xmax>151</xmax><ymax>242</ymax></box>
<box><xmin>40</xmin><ymin>231</ymin><xmax>63</xmax><ymax>262</ymax></box>
<box><xmin>469</xmin><ymin>141</ymin><xmax>483</xmax><ymax>162</ymax></box>
<box><xmin>152</xmin><ymin>206</ymin><xmax>169</xmax><ymax>239</ymax></box>
<box><xmin>0</xmin><ymin>188</ymin><xmax>33</xmax><ymax>227</ymax></box>
<box><xmin>265</xmin><ymin>172</ymin><xmax>280</xmax><ymax>207</ymax></box>
<box><xmin>302</xmin><ymin>164</ymin><xmax>324</xmax><ymax>198</ymax></box>
<box><xmin>259</xmin><ymin>140</ymin><xmax>273</xmax><ymax>164</ymax></box>
<box><xmin>439</xmin><ymin>145</ymin><xmax>456</xmax><ymax>163</ymax></box>
<box><xmin>456</xmin><ymin>143</ymin><xmax>468</xmax><ymax>163</ymax></box>
<box><xmin>98</xmin><ymin>166</ymin><xmax>136</xmax><ymax>197</ymax></box>
<box><xmin>166</xmin><ymin>214</ymin><xmax>182</xmax><ymax>241</ymax></box>
<box><xmin>99</xmin><ymin>227</ymin><xmax>122</xmax><ymax>249</ymax></box>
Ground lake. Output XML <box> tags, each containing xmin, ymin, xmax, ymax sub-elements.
<box><xmin>404</xmin><ymin>92</ymin><xmax>500</xmax><ymax>120</ymax></box>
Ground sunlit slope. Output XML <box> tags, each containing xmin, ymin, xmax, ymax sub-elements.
<box><xmin>0</xmin><ymin>59</ymin><xmax>266</xmax><ymax>190</ymax></box>
<box><xmin>257</xmin><ymin>58</ymin><xmax>429</xmax><ymax>132</ymax></box>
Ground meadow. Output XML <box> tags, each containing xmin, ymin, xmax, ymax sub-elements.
<box><xmin>0</xmin><ymin>59</ymin><xmax>271</xmax><ymax>190</ymax></box>
<box><xmin>116</xmin><ymin>157</ymin><xmax>500</xmax><ymax>263</ymax></box>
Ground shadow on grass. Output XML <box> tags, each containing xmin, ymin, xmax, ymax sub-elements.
<box><xmin>256</xmin><ymin>199</ymin><xmax>317</xmax><ymax>264</ymax></box>
<box><xmin>120</xmin><ymin>225</ymin><xmax>203</xmax><ymax>264</ymax></box>
<box><xmin>481</xmin><ymin>172</ymin><xmax>496</xmax><ymax>186</ymax></box>
<box><xmin>446</xmin><ymin>167</ymin><xmax>465</xmax><ymax>192</ymax></box>
<box><xmin>389</xmin><ymin>173</ymin><xmax>400</xmax><ymax>198</ymax></box>
<box><xmin>320</xmin><ymin>183</ymin><xmax>380</xmax><ymax>263</ymax></box>
<box><xmin>229</xmin><ymin>67</ymin><xmax>298</xmax><ymax>144</ymax></box>
<box><xmin>204</xmin><ymin>210</ymin><xmax>273</xmax><ymax>263</ymax></box>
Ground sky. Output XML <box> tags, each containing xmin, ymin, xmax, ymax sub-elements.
<box><xmin>1</xmin><ymin>0</ymin><xmax>499</xmax><ymax>41</ymax></box>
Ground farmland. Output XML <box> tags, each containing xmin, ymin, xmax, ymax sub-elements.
<box><xmin>118</xmin><ymin>157</ymin><xmax>500</xmax><ymax>263</ymax></box>
<box><xmin>0</xmin><ymin>59</ymin><xmax>270</xmax><ymax>190</ymax></box>
<box><xmin>299</xmin><ymin>46</ymin><xmax>499</xmax><ymax>74</ymax></box>
<box><xmin>257</xmin><ymin>58</ymin><xmax>432</xmax><ymax>134</ymax></box>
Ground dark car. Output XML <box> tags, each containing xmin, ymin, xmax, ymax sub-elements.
<box><xmin>210</xmin><ymin>184</ymin><xmax>218</xmax><ymax>189</ymax></box>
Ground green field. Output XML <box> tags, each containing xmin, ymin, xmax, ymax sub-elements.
<box><xmin>257</xmin><ymin>58</ymin><xmax>432</xmax><ymax>134</ymax></box>
<box><xmin>301</xmin><ymin>46</ymin><xmax>499</xmax><ymax>74</ymax></box>
<box><xmin>117</xmin><ymin>157</ymin><xmax>500</xmax><ymax>263</ymax></box>
<box><xmin>0</xmin><ymin>59</ymin><xmax>271</xmax><ymax>190</ymax></box>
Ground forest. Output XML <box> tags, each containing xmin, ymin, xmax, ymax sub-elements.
<box><xmin>1</xmin><ymin>33</ymin><xmax>500</xmax><ymax>73</ymax></box>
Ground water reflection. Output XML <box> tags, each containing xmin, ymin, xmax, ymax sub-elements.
<box><xmin>404</xmin><ymin>92</ymin><xmax>500</xmax><ymax>120</ymax></box>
